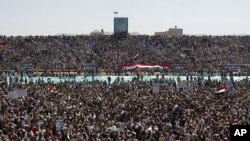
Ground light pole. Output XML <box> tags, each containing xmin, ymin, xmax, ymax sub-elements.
<box><xmin>114</xmin><ymin>11</ymin><xmax>119</xmax><ymax>75</ymax></box>
<box><xmin>114</xmin><ymin>12</ymin><xmax>118</xmax><ymax>17</ymax></box>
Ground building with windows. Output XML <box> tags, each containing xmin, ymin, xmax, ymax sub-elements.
<box><xmin>155</xmin><ymin>26</ymin><xmax>183</xmax><ymax>37</ymax></box>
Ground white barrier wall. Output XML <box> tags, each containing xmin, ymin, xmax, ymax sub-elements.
<box><xmin>6</xmin><ymin>75</ymin><xmax>249</xmax><ymax>84</ymax></box>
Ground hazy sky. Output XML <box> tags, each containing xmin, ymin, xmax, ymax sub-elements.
<box><xmin>0</xmin><ymin>0</ymin><xmax>249</xmax><ymax>36</ymax></box>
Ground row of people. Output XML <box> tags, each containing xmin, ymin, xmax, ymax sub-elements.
<box><xmin>1</xmin><ymin>35</ymin><xmax>250</xmax><ymax>75</ymax></box>
<box><xmin>0</xmin><ymin>77</ymin><xmax>249</xmax><ymax>140</ymax></box>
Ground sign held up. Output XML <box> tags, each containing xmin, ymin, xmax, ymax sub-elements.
<box><xmin>8</xmin><ymin>89</ymin><xmax>28</xmax><ymax>99</ymax></box>
<box><xmin>152</xmin><ymin>83</ymin><xmax>160</xmax><ymax>94</ymax></box>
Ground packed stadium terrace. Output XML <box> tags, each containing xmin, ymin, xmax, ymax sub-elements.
<box><xmin>0</xmin><ymin>35</ymin><xmax>250</xmax><ymax>75</ymax></box>
<box><xmin>0</xmin><ymin>35</ymin><xmax>250</xmax><ymax>141</ymax></box>
<box><xmin>0</xmin><ymin>77</ymin><xmax>250</xmax><ymax>140</ymax></box>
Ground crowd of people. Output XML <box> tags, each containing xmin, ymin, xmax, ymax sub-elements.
<box><xmin>0</xmin><ymin>75</ymin><xmax>250</xmax><ymax>140</ymax></box>
<box><xmin>0</xmin><ymin>35</ymin><xmax>250</xmax><ymax>75</ymax></box>
<box><xmin>0</xmin><ymin>35</ymin><xmax>250</xmax><ymax>140</ymax></box>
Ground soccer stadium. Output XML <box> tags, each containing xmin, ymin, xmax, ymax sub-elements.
<box><xmin>0</xmin><ymin>0</ymin><xmax>250</xmax><ymax>141</ymax></box>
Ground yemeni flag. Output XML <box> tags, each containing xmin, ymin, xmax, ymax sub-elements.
<box><xmin>215</xmin><ymin>85</ymin><xmax>226</xmax><ymax>94</ymax></box>
<box><xmin>0</xmin><ymin>80</ymin><xmax>4</xmax><ymax>84</ymax></box>
<box><xmin>48</xmin><ymin>84</ymin><xmax>56</xmax><ymax>93</ymax></box>
<box><xmin>121</xmin><ymin>64</ymin><xmax>171</xmax><ymax>70</ymax></box>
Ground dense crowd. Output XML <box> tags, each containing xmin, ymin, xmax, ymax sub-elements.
<box><xmin>1</xmin><ymin>35</ymin><xmax>250</xmax><ymax>75</ymax></box>
<box><xmin>0</xmin><ymin>76</ymin><xmax>250</xmax><ymax>140</ymax></box>
<box><xmin>0</xmin><ymin>35</ymin><xmax>250</xmax><ymax>140</ymax></box>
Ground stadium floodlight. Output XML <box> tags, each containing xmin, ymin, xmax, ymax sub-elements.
<box><xmin>114</xmin><ymin>12</ymin><xmax>118</xmax><ymax>17</ymax></box>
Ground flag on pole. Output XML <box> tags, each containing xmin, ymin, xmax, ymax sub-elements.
<box><xmin>49</xmin><ymin>84</ymin><xmax>56</xmax><ymax>93</ymax></box>
<box><xmin>215</xmin><ymin>85</ymin><xmax>226</xmax><ymax>94</ymax></box>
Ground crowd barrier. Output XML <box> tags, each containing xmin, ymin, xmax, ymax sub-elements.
<box><xmin>6</xmin><ymin>75</ymin><xmax>249</xmax><ymax>84</ymax></box>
